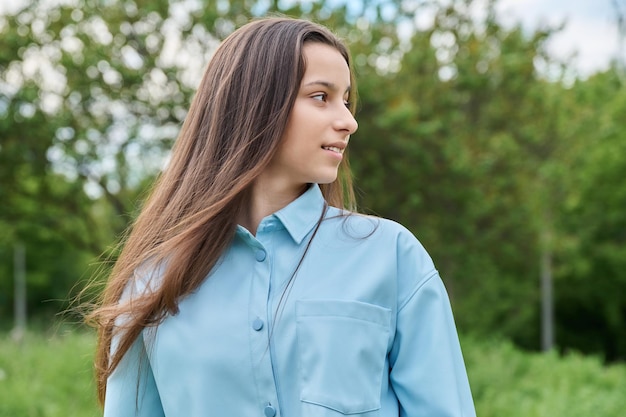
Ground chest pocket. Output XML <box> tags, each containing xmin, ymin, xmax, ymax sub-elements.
<box><xmin>296</xmin><ymin>299</ymin><xmax>391</xmax><ymax>416</ymax></box>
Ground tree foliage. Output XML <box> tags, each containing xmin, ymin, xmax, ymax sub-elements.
<box><xmin>1</xmin><ymin>0</ymin><xmax>625</xmax><ymax>360</ymax></box>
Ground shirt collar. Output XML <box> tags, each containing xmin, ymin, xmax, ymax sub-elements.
<box><xmin>274</xmin><ymin>183</ymin><xmax>327</xmax><ymax>245</ymax></box>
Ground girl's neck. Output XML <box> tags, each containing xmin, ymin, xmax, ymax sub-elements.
<box><xmin>239</xmin><ymin>177</ymin><xmax>308</xmax><ymax>235</ymax></box>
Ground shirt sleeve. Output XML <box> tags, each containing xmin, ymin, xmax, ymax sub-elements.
<box><xmin>389</xmin><ymin>232</ymin><xmax>476</xmax><ymax>417</ymax></box>
<box><xmin>103</xmin><ymin>267</ymin><xmax>165</xmax><ymax>417</ymax></box>
<box><xmin>103</xmin><ymin>329</ymin><xmax>165</xmax><ymax>417</ymax></box>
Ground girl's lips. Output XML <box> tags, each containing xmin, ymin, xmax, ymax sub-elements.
<box><xmin>322</xmin><ymin>146</ymin><xmax>344</xmax><ymax>154</ymax></box>
<box><xmin>322</xmin><ymin>146</ymin><xmax>344</xmax><ymax>160</ymax></box>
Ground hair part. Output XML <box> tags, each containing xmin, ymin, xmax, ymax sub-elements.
<box><xmin>87</xmin><ymin>16</ymin><xmax>358</xmax><ymax>405</ymax></box>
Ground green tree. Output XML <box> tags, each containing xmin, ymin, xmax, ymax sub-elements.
<box><xmin>0</xmin><ymin>0</ymin><xmax>406</xmax><ymax>317</ymax></box>
<box><xmin>554</xmin><ymin>68</ymin><xmax>626</xmax><ymax>361</ymax></box>
<box><xmin>351</xmin><ymin>0</ymin><xmax>567</xmax><ymax>349</ymax></box>
<box><xmin>2</xmin><ymin>0</ymin><xmax>626</xmax><ymax>362</ymax></box>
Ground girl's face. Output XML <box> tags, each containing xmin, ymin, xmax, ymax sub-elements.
<box><xmin>260</xmin><ymin>42</ymin><xmax>358</xmax><ymax>193</ymax></box>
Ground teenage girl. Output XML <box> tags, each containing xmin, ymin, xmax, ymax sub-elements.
<box><xmin>92</xmin><ymin>17</ymin><xmax>476</xmax><ymax>417</ymax></box>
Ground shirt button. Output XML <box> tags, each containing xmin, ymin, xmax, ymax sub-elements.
<box><xmin>255</xmin><ymin>249</ymin><xmax>266</xmax><ymax>262</ymax></box>
<box><xmin>264</xmin><ymin>405</ymin><xmax>276</xmax><ymax>417</ymax></box>
<box><xmin>252</xmin><ymin>318</ymin><xmax>264</xmax><ymax>331</ymax></box>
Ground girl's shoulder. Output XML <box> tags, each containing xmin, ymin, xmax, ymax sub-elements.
<box><xmin>324</xmin><ymin>207</ymin><xmax>438</xmax><ymax>303</ymax></box>
<box><xmin>324</xmin><ymin>206</ymin><xmax>426</xmax><ymax>251</ymax></box>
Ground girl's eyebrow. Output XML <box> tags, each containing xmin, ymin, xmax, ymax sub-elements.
<box><xmin>303</xmin><ymin>80</ymin><xmax>351</xmax><ymax>94</ymax></box>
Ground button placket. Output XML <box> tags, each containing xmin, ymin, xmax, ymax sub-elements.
<box><xmin>249</xmin><ymin>243</ymin><xmax>270</xmax><ymax>341</ymax></box>
<box><xmin>247</xmin><ymin>238</ymin><xmax>280</xmax><ymax>417</ymax></box>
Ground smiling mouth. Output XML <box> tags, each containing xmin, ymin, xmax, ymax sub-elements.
<box><xmin>322</xmin><ymin>146</ymin><xmax>344</xmax><ymax>154</ymax></box>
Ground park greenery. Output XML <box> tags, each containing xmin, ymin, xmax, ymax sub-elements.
<box><xmin>1</xmin><ymin>330</ymin><xmax>626</xmax><ymax>417</ymax></box>
<box><xmin>1</xmin><ymin>0</ymin><xmax>625</xmax><ymax>406</ymax></box>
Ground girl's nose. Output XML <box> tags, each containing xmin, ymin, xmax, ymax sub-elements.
<box><xmin>335</xmin><ymin>105</ymin><xmax>358</xmax><ymax>134</ymax></box>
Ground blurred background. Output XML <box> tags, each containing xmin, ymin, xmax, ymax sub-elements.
<box><xmin>1</xmin><ymin>0</ymin><xmax>625</xmax><ymax>416</ymax></box>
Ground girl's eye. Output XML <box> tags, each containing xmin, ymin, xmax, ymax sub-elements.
<box><xmin>312</xmin><ymin>93</ymin><xmax>327</xmax><ymax>102</ymax></box>
<box><xmin>344</xmin><ymin>100</ymin><xmax>351</xmax><ymax>109</ymax></box>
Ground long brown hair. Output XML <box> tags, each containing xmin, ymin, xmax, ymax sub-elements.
<box><xmin>87</xmin><ymin>17</ymin><xmax>357</xmax><ymax>405</ymax></box>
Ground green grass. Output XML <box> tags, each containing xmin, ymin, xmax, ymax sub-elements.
<box><xmin>463</xmin><ymin>336</ymin><xmax>626</xmax><ymax>417</ymax></box>
<box><xmin>1</xmin><ymin>329</ymin><xmax>625</xmax><ymax>417</ymax></box>
<box><xmin>0</xmin><ymin>327</ymin><xmax>99</xmax><ymax>417</ymax></box>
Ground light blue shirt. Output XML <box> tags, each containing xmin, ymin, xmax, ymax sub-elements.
<box><xmin>104</xmin><ymin>184</ymin><xmax>476</xmax><ymax>417</ymax></box>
